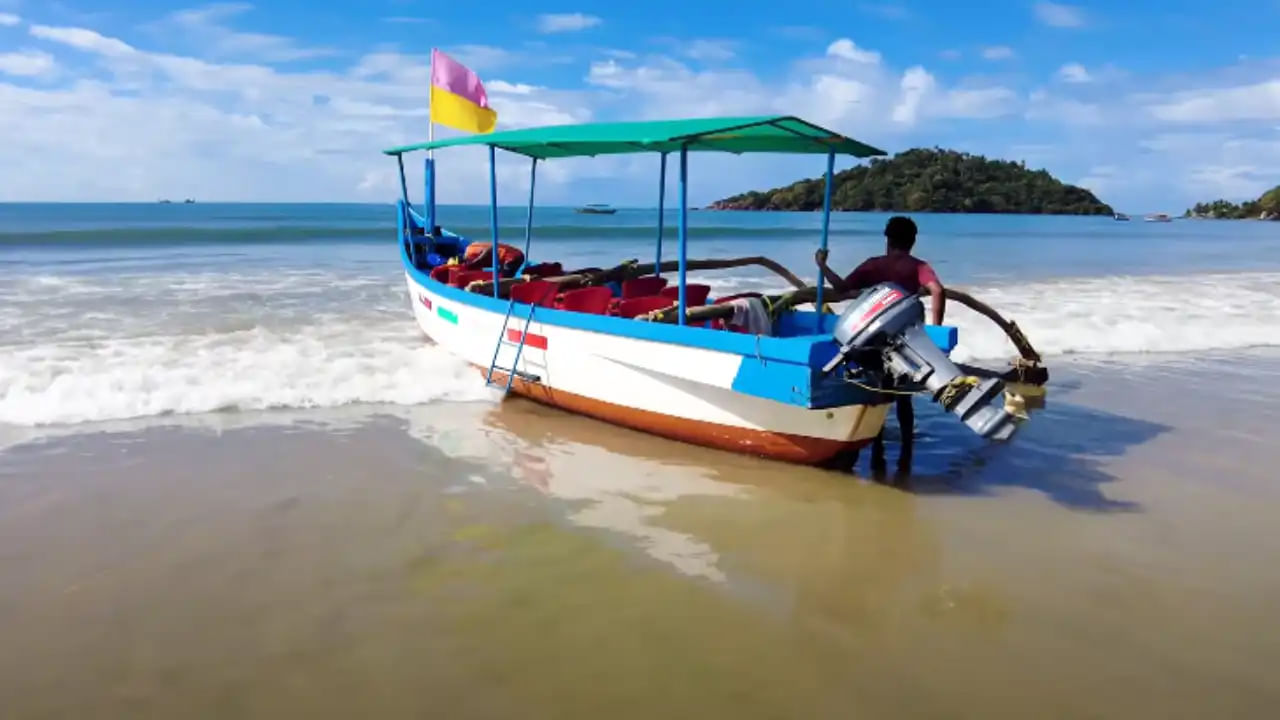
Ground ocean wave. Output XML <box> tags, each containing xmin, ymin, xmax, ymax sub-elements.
<box><xmin>947</xmin><ymin>271</ymin><xmax>1280</xmax><ymax>362</ymax></box>
<box><xmin>4</xmin><ymin>269</ymin><xmax>1280</xmax><ymax>427</ymax></box>
<box><xmin>0</xmin><ymin>321</ymin><xmax>496</xmax><ymax>426</ymax></box>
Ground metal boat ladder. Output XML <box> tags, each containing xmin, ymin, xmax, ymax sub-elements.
<box><xmin>485</xmin><ymin>297</ymin><xmax>542</xmax><ymax>393</ymax></box>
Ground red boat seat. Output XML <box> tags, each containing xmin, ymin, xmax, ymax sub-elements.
<box><xmin>451</xmin><ymin>270</ymin><xmax>494</xmax><ymax>289</ymax></box>
<box><xmin>510</xmin><ymin>279</ymin><xmax>559</xmax><ymax>307</ymax></box>
<box><xmin>430</xmin><ymin>265</ymin><xmax>453</xmax><ymax>283</ymax></box>
<box><xmin>659</xmin><ymin>283</ymin><xmax>711</xmax><ymax>306</ymax></box>
<box><xmin>617</xmin><ymin>295</ymin><xmax>676</xmax><ymax>319</ymax></box>
<box><xmin>555</xmin><ymin>286</ymin><xmax>613</xmax><ymax>315</ymax></box>
<box><xmin>522</xmin><ymin>262</ymin><xmax>563</xmax><ymax>278</ymax></box>
<box><xmin>621</xmin><ymin>276</ymin><xmax>668</xmax><ymax>299</ymax></box>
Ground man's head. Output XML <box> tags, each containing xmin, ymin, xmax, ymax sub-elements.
<box><xmin>884</xmin><ymin>215</ymin><xmax>917</xmax><ymax>253</ymax></box>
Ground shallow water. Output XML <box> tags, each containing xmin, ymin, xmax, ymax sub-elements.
<box><xmin>3</xmin><ymin>354</ymin><xmax>1279</xmax><ymax>718</ymax></box>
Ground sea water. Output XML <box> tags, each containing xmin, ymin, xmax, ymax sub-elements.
<box><xmin>5</xmin><ymin>203</ymin><xmax>1280</xmax><ymax>719</ymax></box>
<box><xmin>2</xmin><ymin>202</ymin><xmax>1279</xmax><ymax>427</ymax></box>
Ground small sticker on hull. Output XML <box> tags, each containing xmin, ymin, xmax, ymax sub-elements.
<box><xmin>437</xmin><ymin>306</ymin><xmax>458</xmax><ymax>324</ymax></box>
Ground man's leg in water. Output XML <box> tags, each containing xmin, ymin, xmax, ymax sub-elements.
<box><xmin>896</xmin><ymin>394</ymin><xmax>915</xmax><ymax>474</ymax></box>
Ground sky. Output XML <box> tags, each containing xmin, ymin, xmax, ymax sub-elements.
<box><xmin>2</xmin><ymin>1</ymin><xmax>1280</xmax><ymax>211</ymax></box>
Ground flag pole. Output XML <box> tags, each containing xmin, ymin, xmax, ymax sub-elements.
<box><xmin>428</xmin><ymin>47</ymin><xmax>435</xmax><ymax>152</ymax></box>
<box><xmin>426</xmin><ymin>48</ymin><xmax>436</xmax><ymax>231</ymax></box>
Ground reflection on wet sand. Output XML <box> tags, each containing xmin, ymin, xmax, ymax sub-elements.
<box><xmin>3</xmin><ymin>356</ymin><xmax>1280</xmax><ymax>718</ymax></box>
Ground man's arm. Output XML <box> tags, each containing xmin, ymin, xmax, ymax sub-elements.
<box><xmin>814</xmin><ymin>249</ymin><xmax>850</xmax><ymax>294</ymax></box>
<box><xmin>918</xmin><ymin>262</ymin><xmax>945</xmax><ymax>325</ymax></box>
<box><xmin>925</xmin><ymin>280</ymin><xmax>945</xmax><ymax>325</ymax></box>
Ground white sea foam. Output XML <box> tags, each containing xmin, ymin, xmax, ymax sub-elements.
<box><xmin>0</xmin><ymin>319</ymin><xmax>495</xmax><ymax>426</ymax></box>
<box><xmin>697</xmin><ymin>270</ymin><xmax>1280</xmax><ymax>363</ymax></box>
<box><xmin>946</xmin><ymin>271</ymin><xmax>1280</xmax><ymax>362</ymax></box>
<box><xmin>4</xmin><ymin>268</ymin><xmax>1280</xmax><ymax>428</ymax></box>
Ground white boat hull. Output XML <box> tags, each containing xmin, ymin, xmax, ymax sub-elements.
<box><xmin>406</xmin><ymin>272</ymin><xmax>889</xmax><ymax>464</ymax></box>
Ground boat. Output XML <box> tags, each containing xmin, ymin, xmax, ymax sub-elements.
<box><xmin>576</xmin><ymin>203</ymin><xmax>617</xmax><ymax>214</ymax></box>
<box><xmin>1114</xmin><ymin>212</ymin><xmax>1130</xmax><ymax>221</ymax></box>
<box><xmin>384</xmin><ymin>115</ymin><xmax>1049</xmax><ymax>465</ymax></box>
<box><xmin>1144</xmin><ymin>213</ymin><xmax>1171</xmax><ymax>222</ymax></box>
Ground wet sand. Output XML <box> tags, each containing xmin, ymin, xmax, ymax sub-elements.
<box><xmin>2</xmin><ymin>353</ymin><xmax>1280</xmax><ymax>719</ymax></box>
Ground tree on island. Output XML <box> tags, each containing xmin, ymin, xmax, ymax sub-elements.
<box><xmin>708</xmin><ymin>147</ymin><xmax>1113</xmax><ymax>215</ymax></box>
<box><xmin>1184</xmin><ymin>186</ymin><xmax>1280</xmax><ymax>220</ymax></box>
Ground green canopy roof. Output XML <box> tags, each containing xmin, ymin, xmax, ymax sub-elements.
<box><xmin>382</xmin><ymin>115</ymin><xmax>886</xmax><ymax>159</ymax></box>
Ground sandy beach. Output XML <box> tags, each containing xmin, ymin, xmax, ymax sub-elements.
<box><xmin>3</xmin><ymin>351</ymin><xmax>1279</xmax><ymax>719</ymax></box>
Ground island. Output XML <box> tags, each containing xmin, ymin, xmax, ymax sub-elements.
<box><xmin>707</xmin><ymin>147</ymin><xmax>1113</xmax><ymax>215</ymax></box>
<box><xmin>1184</xmin><ymin>186</ymin><xmax>1280</xmax><ymax>220</ymax></box>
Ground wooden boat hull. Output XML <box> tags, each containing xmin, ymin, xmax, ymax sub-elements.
<box><xmin>404</xmin><ymin>267</ymin><xmax>889</xmax><ymax>465</ymax></box>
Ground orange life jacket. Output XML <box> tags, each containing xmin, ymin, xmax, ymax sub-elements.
<box><xmin>462</xmin><ymin>242</ymin><xmax>525</xmax><ymax>274</ymax></box>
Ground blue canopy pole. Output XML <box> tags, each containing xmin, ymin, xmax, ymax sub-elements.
<box><xmin>396</xmin><ymin>154</ymin><xmax>410</xmax><ymax>208</ymax></box>
<box><xmin>521</xmin><ymin>158</ymin><xmax>538</xmax><ymax>270</ymax></box>
<box><xmin>677</xmin><ymin>145</ymin><xmax>688</xmax><ymax>326</ymax></box>
<box><xmin>816</xmin><ymin>150</ymin><xmax>835</xmax><ymax>331</ymax></box>
<box><xmin>655</xmin><ymin>152</ymin><xmax>667</xmax><ymax>277</ymax></box>
<box><xmin>488</xmin><ymin>145</ymin><xmax>500</xmax><ymax>298</ymax></box>
<box><xmin>396</xmin><ymin>155</ymin><xmax>415</xmax><ymax>266</ymax></box>
<box><xmin>424</xmin><ymin>156</ymin><xmax>436</xmax><ymax>232</ymax></box>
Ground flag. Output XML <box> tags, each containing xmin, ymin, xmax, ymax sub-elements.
<box><xmin>430</xmin><ymin>48</ymin><xmax>497</xmax><ymax>134</ymax></box>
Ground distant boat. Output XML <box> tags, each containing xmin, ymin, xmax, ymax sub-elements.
<box><xmin>576</xmin><ymin>203</ymin><xmax>616</xmax><ymax>215</ymax></box>
<box><xmin>1144</xmin><ymin>213</ymin><xmax>1171</xmax><ymax>222</ymax></box>
<box><xmin>1113</xmin><ymin>212</ymin><xmax>1130</xmax><ymax>221</ymax></box>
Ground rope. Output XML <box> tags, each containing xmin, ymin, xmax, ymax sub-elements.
<box><xmin>937</xmin><ymin>375</ymin><xmax>980</xmax><ymax>409</ymax></box>
<box><xmin>840</xmin><ymin>375</ymin><xmax>918</xmax><ymax>396</ymax></box>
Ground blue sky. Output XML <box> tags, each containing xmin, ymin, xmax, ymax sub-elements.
<box><xmin>2</xmin><ymin>1</ymin><xmax>1279</xmax><ymax>211</ymax></box>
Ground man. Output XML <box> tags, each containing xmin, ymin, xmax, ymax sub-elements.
<box><xmin>814</xmin><ymin>215</ymin><xmax>945</xmax><ymax>477</ymax></box>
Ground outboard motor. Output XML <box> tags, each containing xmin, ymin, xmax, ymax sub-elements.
<box><xmin>822</xmin><ymin>283</ymin><xmax>1020</xmax><ymax>441</ymax></box>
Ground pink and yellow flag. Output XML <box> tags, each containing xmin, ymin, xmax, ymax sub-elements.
<box><xmin>430</xmin><ymin>48</ymin><xmax>497</xmax><ymax>134</ymax></box>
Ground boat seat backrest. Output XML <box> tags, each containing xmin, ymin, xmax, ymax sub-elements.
<box><xmin>555</xmin><ymin>286</ymin><xmax>613</xmax><ymax>315</ymax></box>
<box><xmin>659</xmin><ymin>283</ymin><xmax>711</xmax><ymax>306</ymax></box>
<box><xmin>621</xmin><ymin>276</ymin><xmax>668</xmax><ymax>299</ymax></box>
<box><xmin>617</xmin><ymin>295</ymin><xmax>676</xmax><ymax>319</ymax></box>
<box><xmin>510</xmin><ymin>279</ymin><xmax>559</xmax><ymax>307</ymax></box>
<box><xmin>522</xmin><ymin>262</ymin><xmax>563</xmax><ymax>278</ymax></box>
<box><xmin>451</xmin><ymin>270</ymin><xmax>493</xmax><ymax>289</ymax></box>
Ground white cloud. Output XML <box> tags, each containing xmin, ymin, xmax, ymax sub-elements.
<box><xmin>684</xmin><ymin>39</ymin><xmax>737</xmax><ymax>62</ymax></box>
<box><xmin>487</xmin><ymin>80</ymin><xmax>541</xmax><ymax>95</ymax></box>
<box><xmin>941</xmin><ymin>86</ymin><xmax>1020</xmax><ymax>118</ymax></box>
<box><xmin>1057</xmin><ymin>62</ymin><xmax>1091</xmax><ymax>83</ymax></box>
<box><xmin>30</xmin><ymin>24</ymin><xmax>136</xmax><ymax>56</ymax></box>
<box><xmin>0</xmin><ymin>12</ymin><xmax>20</xmax><ymax>26</ymax></box>
<box><xmin>381</xmin><ymin>16</ymin><xmax>432</xmax><ymax>24</ymax></box>
<box><xmin>0</xmin><ymin>50</ymin><xmax>55</xmax><ymax>77</ymax></box>
<box><xmin>826</xmin><ymin>38</ymin><xmax>881</xmax><ymax>64</ymax></box>
<box><xmin>1034</xmin><ymin>2</ymin><xmax>1085</xmax><ymax>28</ymax></box>
<box><xmin>981</xmin><ymin>46</ymin><xmax>1015</xmax><ymax>61</ymax></box>
<box><xmin>858</xmin><ymin>3</ymin><xmax>911</xmax><ymax>20</ymax></box>
<box><xmin>154</xmin><ymin>3</ymin><xmax>334</xmax><ymax>62</ymax></box>
<box><xmin>1146</xmin><ymin>79</ymin><xmax>1280</xmax><ymax>122</ymax></box>
<box><xmin>536</xmin><ymin>13</ymin><xmax>601</xmax><ymax>34</ymax></box>
<box><xmin>939</xmin><ymin>49</ymin><xmax>962</xmax><ymax>61</ymax></box>
<box><xmin>448</xmin><ymin>44</ymin><xmax>521</xmax><ymax>71</ymax></box>
<box><xmin>0</xmin><ymin>22</ymin><xmax>595</xmax><ymax>202</ymax></box>
<box><xmin>1027</xmin><ymin>89</ymin><xmax>1102</xmax><ymax>124</ymax></box>
<box><xmin>891</xmin><ymin>66</ymin><xmax>934</xmax><ymax>124</ymax></box>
